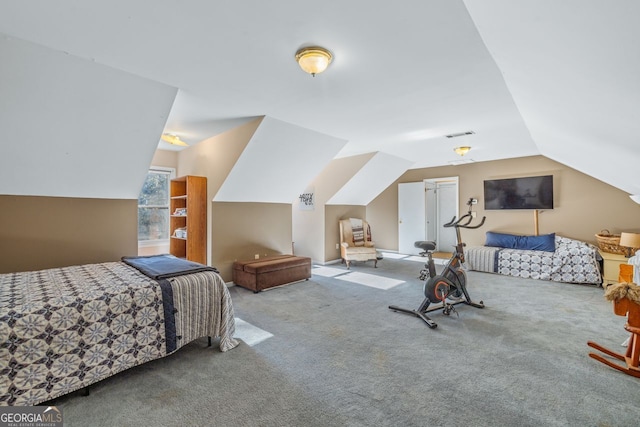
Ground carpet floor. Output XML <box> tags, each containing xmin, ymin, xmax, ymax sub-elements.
<box><xmin>52</xmin><ymin>256</ymin><xmax>640</xmax><ymax>427</ymax></box>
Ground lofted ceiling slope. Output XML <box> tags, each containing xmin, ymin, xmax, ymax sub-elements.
<box><xmin>214</xmin><ymin>117</ymin><xmax>346</xmax><ymax>203</ymax></box>
<box><xmin>0</xmin><ymin>35</ymin><xmax>176</xmax><ymax>199</ymax></box>
<box><xmin>0</xmin><ymin>1</ymin><xmax>637</xmax><ymax>198</ymax></box>
<box><xmin>464</xmin><ymin>0</ymin><xmax>640</xmax><ymax>195</ymax></box>
<box><xmin>327</xmin><ymin>153</ymin><xmax>415</xmax><ymax>206</ymax></box>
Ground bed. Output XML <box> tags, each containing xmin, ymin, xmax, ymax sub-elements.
<box><xmin>465</xmin><ymin>235</ymin><xmax>602</xmax><ymax>285</ymax></box>
<box><xmin>0</xmin><ymin>255</ymin><xmax>238</xmax><ymax>406</ymax></box>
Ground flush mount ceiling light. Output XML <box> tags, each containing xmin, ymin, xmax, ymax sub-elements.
<box><xmin>295</xmin><ymin>46</ymin><xmax>333</xmax><ymax>77</ymax></box>
<box><xmin>161</xmin><ymin>133</ymin><xmax>189</xmax><ymax>147</ymax></box>
<box><xmin>453</xmin><ymin>146</ymin><xmax>471</xmax><ymax>156</ymax></box>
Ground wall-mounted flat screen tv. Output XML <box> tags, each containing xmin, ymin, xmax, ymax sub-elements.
<box><xmin>484</xmin><ymin>175</ymin><xmax>554</xmax><ymax>210</ymax></box>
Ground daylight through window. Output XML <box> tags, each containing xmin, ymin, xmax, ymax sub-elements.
<box><xmin>138</xmin><ymin>167</ymin><xmax>174</xmax><ymax>242</ymax></box>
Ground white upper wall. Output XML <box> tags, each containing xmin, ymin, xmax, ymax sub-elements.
<box><xmin>0</xmin><ymin>35</ymin><xmax>177</xmax><ymax>199</ymax></box>
<box><xmin>464</xmin><ymin>0</ymin><xmax>640</xmax><ymax>195</ymax></box>
<box><xmin>327</xmin><ymin>153</ymin><xmax>414</xmax><ymax>206</ymax></box>
<box><xmin>214</xmin><ymin>117</ymin><xmax>347</xmax><ymax>203</ymax></box>
<box><xmin>1</xmin><ymin>2</ymin><xmax>637</xmax><ymax>200</ymax></box>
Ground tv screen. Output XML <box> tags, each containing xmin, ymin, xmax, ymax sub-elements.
<box><xmin>484</xmin><ymin>175</ymin><xmax>554</xmax><ymax>210</ymax></box>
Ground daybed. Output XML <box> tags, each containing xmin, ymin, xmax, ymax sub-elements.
<box><xmin>465</xmin><ymin>232</ymin><xmax>602</xmax><ymax>285</ymax></box>
<box><xmin>0</xmin><ymin>254</ymin><xmax>238</xmax><ymax>406</ymax></box>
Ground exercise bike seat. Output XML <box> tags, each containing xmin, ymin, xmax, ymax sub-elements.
<box><xmin>414</xmin><ymin>241</ymin><xmax>436</xmax><ymax>252</ymax></box>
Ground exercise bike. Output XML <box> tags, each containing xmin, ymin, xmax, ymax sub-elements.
<box><xmin>389</xmin><ymin>213</ymin><xmax>485</xmax><ymax>328</ymax></box>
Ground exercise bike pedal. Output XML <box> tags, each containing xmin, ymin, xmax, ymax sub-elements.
<box><xmin>442</xmin><ymin>303</ymin><xmax>459</xmax><ymax>317</ymax></box>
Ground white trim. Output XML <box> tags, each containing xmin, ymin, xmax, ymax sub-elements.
<box><xmin>149</xmin><ymin>165</ymin><xmax>176</xmax><ymax>176</ymax></box>
<box><xmin>138</xmin><ymin>239</ymin><xmax>169</xmax><ymax>248</ymax></box>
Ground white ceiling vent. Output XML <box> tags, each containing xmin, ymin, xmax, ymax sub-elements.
<box><xmin>445</xmin><ymin>131</ymin><xmax>475</xmax><ymax>138</ymax></box>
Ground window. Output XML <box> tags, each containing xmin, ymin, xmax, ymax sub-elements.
<box><xmin>138</xmin><ymin>167</ymin><xmax>175</xmax><ymax>242</ymax></box>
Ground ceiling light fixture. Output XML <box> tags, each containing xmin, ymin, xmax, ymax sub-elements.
<box><xmin>161</xmin><ymin>133</ymin><xmax>189</xmax><ymax>147</ymax></box>
<box><xmin>295</xmin><ymin>46</ymin><xmax>333</xmax><ymax>77</ymax></box>
<box><xmin>453</xmin><ymin>146</ymin><xmax>471</xmax><ymax>156</ymax></box>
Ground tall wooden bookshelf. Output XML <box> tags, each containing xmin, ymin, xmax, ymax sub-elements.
<box><xmin>170</xmin><ymin>175</ymin><xmax>207</xmax><ymax>264</ymax></box>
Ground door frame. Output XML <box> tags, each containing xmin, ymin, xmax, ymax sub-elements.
<box><xmin>424</xmin><ymin>177</ymin><xmax>459</xmax><ymax>252</ymax></box>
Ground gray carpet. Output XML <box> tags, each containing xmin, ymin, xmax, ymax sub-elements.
<box><xmin>52</xmin><ymin>257</ymin><xmax>640</xmax><ymax>426</ymax></box>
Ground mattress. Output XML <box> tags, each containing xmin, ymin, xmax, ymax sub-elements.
<box><xmin>465</xmin><ymin>236</ymin><xmax>602</xmax><ymax>285</ymax></box>
<box><xmin>0</xmin><ymin>260</ymin><xmax>238</xmax><ymax>406</ymax></box>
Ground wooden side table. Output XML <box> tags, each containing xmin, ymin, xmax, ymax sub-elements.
<box><xmin>599</xmin><ymin>251</ymin><xmax>630</xmax><ymax>287</ymax></box>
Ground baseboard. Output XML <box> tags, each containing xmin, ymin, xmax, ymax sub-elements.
<box><xmin>321</xmin><ymin>249</ymin><xmax>396</xmax><ymax>266</ymax></box>
<box><xmin>377</xmin><ymin>248</ymin><xmax>397</xmax><ymax>254</ymax></box>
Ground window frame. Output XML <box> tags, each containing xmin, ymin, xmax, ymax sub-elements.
<box><xmin>137</xmin><ymin>166</ymin><xmax>176</xmax><ymax>246</ymax></box>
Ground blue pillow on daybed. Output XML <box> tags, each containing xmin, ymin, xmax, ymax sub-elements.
<box><xmin>485</xmin><ymin>232</ymin><xmax>556</xmax><ymax>252</ymax></box>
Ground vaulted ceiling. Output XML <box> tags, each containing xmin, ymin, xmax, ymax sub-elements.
<box><xmin>1</xmin><ymin>1</ymin><xmax>638</xmax><ymax>200</ymax></box>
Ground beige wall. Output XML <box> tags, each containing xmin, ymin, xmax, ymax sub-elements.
<box><xmin>7</xmin><ymin>151</ymin><xmax>638</xmax><ymax>276</ymax></box>
<box><xmin>368</xmin><ymin>155</ymin><xmax>640</xmax><ymax>251</ymax></box>
<box><xmin>0</xmin><ymin>195</ymin><xmax>137</xmax><ymax>273</ymax></box>
<box><xmin>151</xmin><ymin>149</ymin><xmax>178</xmax><ymax>170</ymax></box>
<box><xmin>212</xmin><ymin>202</ymin><xmax>293</xmax><ymax>281</ymax></box>
<box><xmin>366</xmin><ymin>179</ymin><xmax>400</xmax><ymax>251</ymax></box>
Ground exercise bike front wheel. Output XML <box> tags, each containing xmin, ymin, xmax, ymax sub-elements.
<box><xmin>423</xmin><ymin>276</ymin><xmax>451</xmax><ymax>302</ymax></box>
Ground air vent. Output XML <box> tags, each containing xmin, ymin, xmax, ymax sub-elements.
<box><xmin>445</xmin><ymin>131</ymin><xmax>475</xmax><ymax>139</ymax></box>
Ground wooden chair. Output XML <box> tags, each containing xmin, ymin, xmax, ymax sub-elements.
<box><xmin>619</xmin><ymin>263</ymin><xmax>634</xmax><ymax>283</ymax></box>
<box><xmin>588</xmin><ymin>270</ymin><xmax>640</xmax><ymax>378</ymax></box>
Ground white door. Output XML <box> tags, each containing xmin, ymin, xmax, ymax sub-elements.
<box><xmin>436</xmin><ymin>182</ymin><xmax>458</xmax><ymax>252</ymax></box>
<box><xmin>425</xmin><ymin>181</ymin><xmax>437</xmax><ymax>242</ymax></box>
<box><xmin>398</xmin><ymin>182</ymin><xmax>425</xmax><ymax>255</ymax></box>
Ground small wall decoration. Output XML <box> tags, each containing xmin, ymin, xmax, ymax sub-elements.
<box><xmin>298</xmin><ymin>187</ymin><xmax>314</xmax><ymax>211</ymax></box>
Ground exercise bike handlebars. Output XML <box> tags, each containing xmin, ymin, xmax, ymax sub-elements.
<box><xmin>443</xmin><ymin>213</ymin><xmax>486</xmax><ymax>229</ymax></box>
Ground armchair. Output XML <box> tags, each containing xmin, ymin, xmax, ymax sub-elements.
<box><xmin>339</xmin><ymin>218</ymin><xmax>378</xmax><ymax>269</ymax></box>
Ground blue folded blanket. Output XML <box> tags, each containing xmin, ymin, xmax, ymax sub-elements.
<box><xmin>122</xmin><ymin>254</ymin><xmax>218</xmax><ymax>280</ymax></box>
<box><xmin>485</xmin><ymin>232</ymin><xmax>556</xmax><ymax>252</ymax></box>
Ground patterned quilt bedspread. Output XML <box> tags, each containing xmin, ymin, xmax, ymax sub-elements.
<box><xmin>465</xmin><ymin>236</ymin><xmax>602</xmax><ymax>285</ymax></box>
<box><xmin>0</xmin><ymin>261</ymin><xmax>238</xmax><ymax>406</ymax></box>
